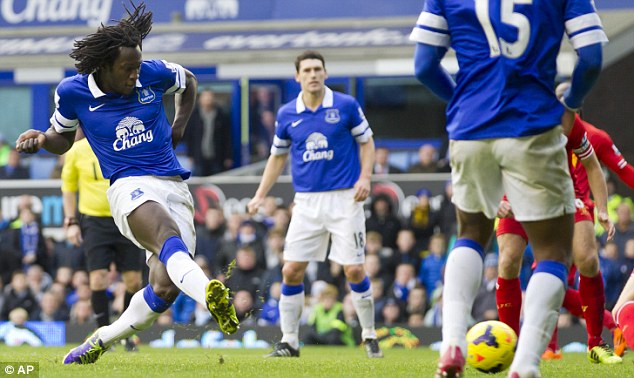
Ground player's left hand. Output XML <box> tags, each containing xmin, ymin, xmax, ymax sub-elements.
<box><xmin>353</xmin><ymin>177</ymin><xmax>371</xmax><ymax>202</ymax></box>
<box><xmin>597</xmin><ymin>211</ymin><xmax>615</xmax><ymax>241</ymax></box>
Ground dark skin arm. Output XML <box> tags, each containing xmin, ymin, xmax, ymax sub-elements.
<box><xmin>171</xmin><ymin>69</ymin><xmax>198</xmax><ymax>148</ymax></box>
<box><xmin>16</xmin><ymin>126</ymin><xmax>76</xmax><ymax>155</ymax></box>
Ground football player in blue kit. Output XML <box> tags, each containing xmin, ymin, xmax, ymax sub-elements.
<box><xmin>409</xmin><ymin>0</ymin><xmax>607</xmax><ymax>377</ymax></box>
<box><xmin>247</xmin><ymin>50</ymin><xmax>382</xmax><ymax>359</ymax></box>
<box><xmin>16</xmin><ymin>3</ymin><xmax>238</xmax><ymax>364</ymax></box>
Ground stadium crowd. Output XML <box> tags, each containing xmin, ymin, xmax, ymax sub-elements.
<box><xmin>1</xmin><ymin>176</ymin><xmax>633</xmax><ymax>344</ymax></box>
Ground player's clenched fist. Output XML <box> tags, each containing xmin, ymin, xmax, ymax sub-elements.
<box><xmin>247</xmin><ymin>195</ymin><xmax>263</xmax><ymax>215</ymax></box>
<box><xmin>16</xmin><ymin>129</ymin><xmax>46</xmax><ymax>154</ymax></box>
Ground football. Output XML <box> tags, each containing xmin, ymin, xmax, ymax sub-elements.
<box><xmin>466</xmin><ymin>320</ymin><xmax>517</xmax><ymax>374</ymax></box>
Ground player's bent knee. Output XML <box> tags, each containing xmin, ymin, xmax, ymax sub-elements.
<box><xmin>343</xmin><ymin>264</ymin><xmax>365</xmax><ymax>282</ymax></box>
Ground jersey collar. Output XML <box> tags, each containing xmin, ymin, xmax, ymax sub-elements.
<box><xmin>87</xmin><ymin>74</ymin><xmax>143</xmax><ymax>98</ymax></box>
<box><xmin>295</xmin><ymin>86</ymin><xmax>334</xmax><ymax>113</ymax></box>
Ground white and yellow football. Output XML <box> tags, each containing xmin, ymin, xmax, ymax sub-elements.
<box><xmin>466</xmin><ymin>320</ymin><xmax>517</xmax><ymax>374</ymax></box>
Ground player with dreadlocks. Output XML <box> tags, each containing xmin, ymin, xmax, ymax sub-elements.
<box><xmin>16</xmin><ymin>2</ymin><xmax>239</xmax><ymax>364</ymax></box>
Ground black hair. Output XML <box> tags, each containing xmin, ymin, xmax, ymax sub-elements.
<box><xmin>70</xmin><ymin>2</ymin><xmax>152</xmax><ymax>74</ymax></box>
<box><xmin>294</xmin><ymin>50</ymin><xmax>326</xmax><ymax>73</ymax></box>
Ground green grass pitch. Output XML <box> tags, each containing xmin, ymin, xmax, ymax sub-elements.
<box><xmin>1</xmin><ymin>345</ymin><xmax>632</xmax><ymax>377</ymax></box>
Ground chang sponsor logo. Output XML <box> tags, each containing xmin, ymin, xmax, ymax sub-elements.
<box><xmin>112</xmin><ymin>116</ymin><xmax>153</xmax><ymax>151</ymax></box>
<box><xmin>1</xmin><ymin>0</ymin><xmax>113</xmax><ymax>26</ymax></box>
<box><xmin>303</xmin><ymin>132</ymin><xmax>333</xmax><ymax>162</ymax></box>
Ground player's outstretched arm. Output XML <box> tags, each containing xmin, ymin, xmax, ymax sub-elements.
<box><xmin>413</xmin><ymin>43</ymin><xmax>455</xmax><ymax>103</ymax></box>
<box><xmin>588</xmin><ymin>126</ymin><xmax>634</xmax><ymax>190</ymax></box>
<box><xmin>16</xmin><ymin>126</ymin><xmax>75</xmax><ymax>155</ymax></box>
<box><xmin>247</xmin><ymin>154</ymin><xmax>288</xmax><ymax>215</ymax></box>
<box><xmin>171</xmin><ymin>69</ymin><xmax>198</xmax><ymax>147</ymax></box>
<box><xmin>561</xmin><ymin>44</ymin><xmax>603</xmax><ymax>110</ymax></box>
<box><xmin>581</xmin><ymin>151</ymin><xmax>614</xmax><ymax>239</ymax></box>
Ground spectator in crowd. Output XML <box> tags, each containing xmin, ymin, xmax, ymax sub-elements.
<box><xmin>382</xmin><ymin>297</ymin><xmax>406</xmax><ymax>325</ymax></box>
<box><xmin>374</xmin><ymin>147</ymin><xmax>403</xmax><ymax>175</ymax></box>
<box><xmin>271</xmin><ymin>206</ymin><xmax>291</xmax><ymax>233</ymax></box>
<box><xmin>371</xmin><ymin>278</ymin><xmax>386</xmax><ymax>323</ymax></box>
<box><xmin>364</xmin><ymin>254</ymin><xmax>383</xmax><ymax>282</ymax></box>
<box><xmin>32</xmin><ymin>290</ymin><xmax>69</xmax><ymax>321</ymax></box>
<box><xmin>2</xmin><ymin>206</ymin><xmax>48</xmax><ymax>271</ymax></box>
<box><xmin>303</xmin><ymin>284</ymin><xmax>355</xmax><ymax>347</ymax></box>
<box><xmin>471</xmin><ymin>253</ymin><xmax>499</xmax><ymax>322</ymax></box>
<box><xmin>0</xmin><ymin>149</ymin><xmax>30</xmax><ymax>179</ymax></box>
<box><xmin>389</xmin><ymin>263</ymin><xmax>417</xmax><ymax>304</ymax></box>
<box><xmin>258</xmin><ymin>281</ymin><xmax>281</xmax><ymax>326</ymax></box>
<box><xmin>194</xmin><ymin>207</ymin><xmax>226</xmax><ymax>270</ymax></box>
<box><xmin>418</xmin><ymin>233</ymin><xmax>446</xmax><ymax>301</ymax></box>
<box><xmin>233</xmin><ymin>290</ymin><xmax>255</xmax><ymax>326</ymax></box>
<box><xmin>0</xmin><ymin>271</ymin><xmax>39</xmax><ymax>320</ymax></box>
<box><xmin>600</xmin><ymin>241</ymin><xmax>624</xmax><ymax>310</ymax></box>
<box><xmin>25</xmin><ymin>264</ymin><xmax>52</xmax><ymax>302</ymax></box>
<box><xmin>171</xmin><ymin>291</ymin><xmax>196</xmax><ymax>325</ymax></box>
<box><xmin>423</xmin><ymin>285</ymin><xmax>443</xmax><ymax>327</ymax></box>
<box><xmin>409</xmin><ymin>187</ymin><xmax>438</xmax><ymax>250</ymax></box>
<box><xmin>387</xmin><ymin>229</ymin><xmax>422</xmax><ymax>275</ymax></box>
<box><xmin>264</xmin><ymin>227</ymin><xmax>285</xmax><ymax>270</ymax></box>
<box><xmin>236</xmin><ymin>220</ymin><xmax>266</xmax><ymax>268</ymax></box>
<box><xmin>70</xmin><ymin>299</ymin><xmax>93</xmax><ymax>325</ymax></box>
<box><xmin>406</xmin><ymin>286</ymin><xmax>428</xmax><ymax>319</ymax></box>
<box><xmin>0</xmin><ymin>308</ymin><xmax>43</xmax><ymax>346</ymax></box>
<box><xmin>252</xmin><ymin>110</ymin><xmax>277</xmax><ymax>160</ymax></box>
<box><xmin>224</xmin><ymin>246</ymin><xmax>264</xmax><ymax>300</ymax></box>
<box><xmin>407</xmin><ymin>144</ymin><xmax>441</xmax><ymax>173</ymax></box>
<box><xmin>435</xmin><ymin>181</ymin><xmax>457</xmax><ymax>239</ymax></box>
<box><xmin>0</xmin><ymin>233</ymin><xmax>22</xmax><ymax>286</ymax></box>
<box><xmin>185</xmin><ymin>89</ymin><xmax>233</xmax><ymax>176</ymax></box>
<box><xmin>602</xmin><ymin>203</ymin><xmax>634</xmax><ymax>259</ymax></box>
<box><xmin>366</xmin><ymin>194</ymin><xmax>402</xmax><ymax>249</ymax></box>
<box><xmin>45</xmin><ymin>237</ymin><xmax>85</xmax><ymax>277</ymax></box>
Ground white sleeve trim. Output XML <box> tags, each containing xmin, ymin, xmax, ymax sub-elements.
<box><xmin>409</xmin><ymin>28</ymin><xmax>450</xmax><ymax>47</ymax></box>
<box><xmin>565</xmin><ymin>13</ymin><xmax>603</xmax><ymax>35</ymax></box>
<box><xmin>270</xmin><ymin>136</ymin><xmax>290</xmax><ymax>155</ymax></box>
<box><xmin>50</xmin><ymin>110</ymin><xmax>79</xmax><ymax>133</ymax></box>
<box><xmin>162</xmin><ymin>60</ymin><xmax>187</xmax><ymax>95</ymax></box>
<box><xmin>569</xmin><ymin>29</ymin><xmax>608</xmax><ymax>49</ymax></box>
<box><xmin>416</xmin><ymin>11</ymin><xmax>448</xmax><ymax>31</ymax></box>
<box><xmin>352</xmin><ymin>121</ymin><xmax>373</xmax><ymax>143</ymax></box>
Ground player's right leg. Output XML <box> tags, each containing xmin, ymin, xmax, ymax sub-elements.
<box><xmin>266</xmin><ymin>261</ymin><xmax>308</xmax><ymax>358</ymax></box>
<box><xmin>509</xmin><ymin>214</ymin><xmax>573</xmax><ymax>378</ymax></box>
<box><xmin>64</xmin><ymin>256</ymin><xmax>176</xmax><ymax>364</ymax></box>
<box><xmin>108</xmin><ymin>177</ymin><xmax>238</xmax><ymax>334</ymax></box>
<box><xmin>613</xmin><ymin>270</ymin><xmax>634</xmax><ymax>350</ymax></box>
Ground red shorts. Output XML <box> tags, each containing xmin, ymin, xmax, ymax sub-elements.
<box><xmin>497</xmin><ymin>197</ymin><xmax>594</xmax><ymax>240</ymax></box>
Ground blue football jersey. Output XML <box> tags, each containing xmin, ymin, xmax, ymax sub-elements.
<box><xmin>272</xmin><ymin>87</ymin><xmax>373</xmax><ymax>193</ymax></box>
<box><xmin>410</xmin><ymin>0</ymin><xmax>607</xmax><ymax>140</ymax></box>
<box><xmin>50</xmin><ymin>59</ymin><xmax>190</xmax><ymax>183</ymax></box>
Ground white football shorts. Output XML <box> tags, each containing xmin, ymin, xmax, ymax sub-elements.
<box><xmin>107</xmin><ymin>175</ymin><xmax>196</xmax><ymax>262</ymax></box>
<box><xmin>284</xmin><ymin>189</ymin><xmax>366</xmax><ymax>265</ymax></box>
<box><xmin>450</xmin><ymin>126</ymin><xmax>576</xmax><ymax>221</ymax></box>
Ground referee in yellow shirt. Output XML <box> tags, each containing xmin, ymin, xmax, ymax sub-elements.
<box><xmin>61</xmin><ymin>129</ymin><xmax>143</xmax><ymax>351</ymax></box>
